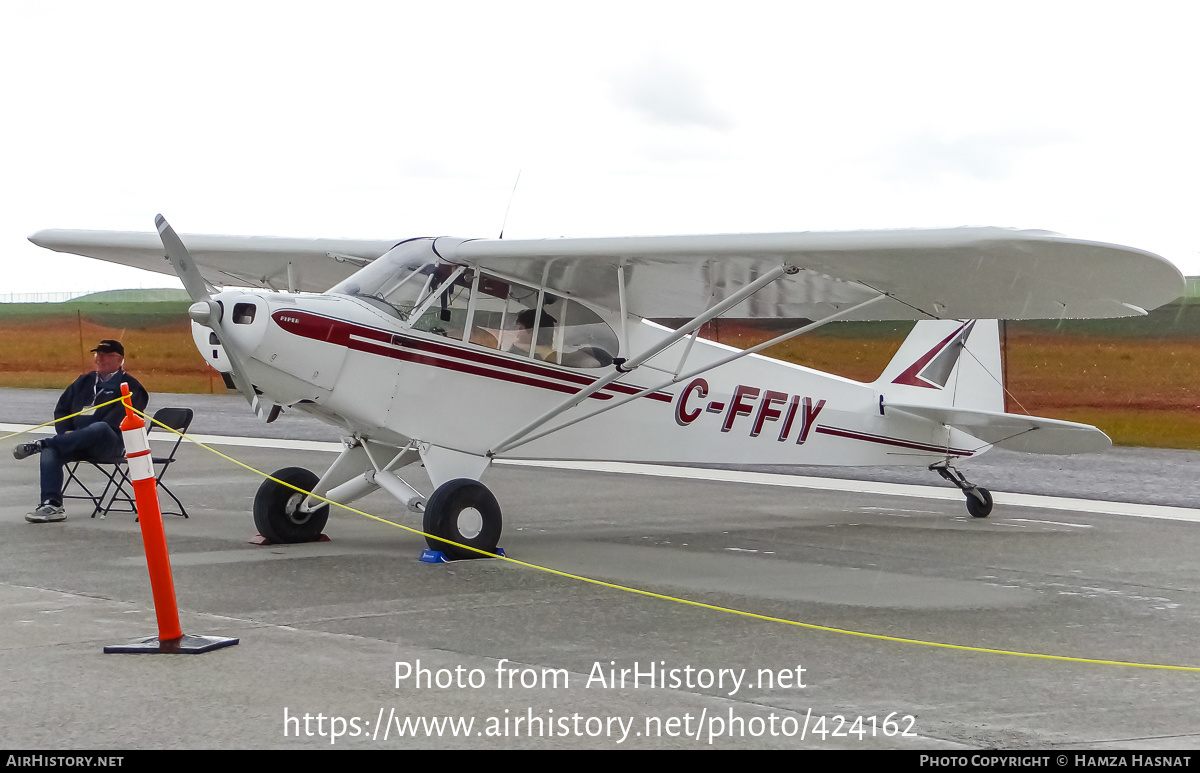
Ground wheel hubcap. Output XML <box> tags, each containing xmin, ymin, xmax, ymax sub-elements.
<box><xmin>285</xmin><ymin>492</ymin><xmax>312</xmax><ymax>525</ymax></box>
<box><xmin>456</xmin><ymin>507</ymin><xmax>483</xmax><ymax>540</ymax></box>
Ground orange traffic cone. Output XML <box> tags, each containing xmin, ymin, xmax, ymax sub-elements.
<box><xmin>104</xmin><ymin>383</ymin><xmax>239</xmax><ymax>654</ymax></box>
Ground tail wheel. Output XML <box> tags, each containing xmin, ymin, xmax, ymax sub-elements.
<box><xmin>253</xmin><ymin>467</ymin><xmax>330</xmax><ymax>543</ymax></box>
<box><xmin>966</xmin><ymin>487</ymin><xmax>993</xmax><ymax>518</ymax></box>
<box><xmin>422</xmin><ymin>479</ymin><xmax>502</xmax><ymax>560</ymax></box>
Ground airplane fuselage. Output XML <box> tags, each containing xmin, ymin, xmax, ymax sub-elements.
<box><xmin>196</xmin><ymin>289</ymin><xmax>984</xmax><ymax>468</ymax></box>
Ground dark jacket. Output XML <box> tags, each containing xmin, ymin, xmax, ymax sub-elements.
<box><xmin>54</xmin><ymin>369</ymin><xmax>149</xmax><ymax>435</ymax></box>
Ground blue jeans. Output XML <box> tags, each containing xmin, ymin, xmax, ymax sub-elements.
<box><xmin>40</xmin><ymin>423</ymin><xmax>125</xmax><ymax>505</ymax></box>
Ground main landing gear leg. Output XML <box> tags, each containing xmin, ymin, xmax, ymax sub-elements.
<box><xmin>930</xmin><ymin>462</ymin><xmax>993</xmax><ymax>518</ymax></box>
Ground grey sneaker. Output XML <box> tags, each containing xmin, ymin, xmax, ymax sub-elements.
<box><xmin>25</xmin><ymin>503</ymin><xmax>66</xmax><ymax>523</ymax></box>
<box><xmin>13</xmin><ymin>440</ymin><xmax>42</xmax><ymax>460</ymax></box>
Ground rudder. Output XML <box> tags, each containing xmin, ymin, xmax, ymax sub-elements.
<box><xmin>873</xmin><ymin>319</ymin><xmax>1004</xmax><ymax>412</ymax></box>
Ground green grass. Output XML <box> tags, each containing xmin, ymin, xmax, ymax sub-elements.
<box><xmin>1041</xmin><ymin>408</ymin><xmax>1200</xmax><ymax>450</ymax></box>
<box><xmin>1008</xmin><ymin>301</ymin><xmax>1200</xmax><ymax>338</ymax></box>
<box><xmin>661</xmin><ymin>297</ymin><xmax>1200</xmax><ymax>341</ymax></box>
<box><xmin>71</xmin><ymin>288</ymin><xmax>190</xmax><ymax>303</ymax></box>
<box><xmin>0</xmin><ymin>301</ymin><xmax>191</xmax><ymax>329</ymax></box>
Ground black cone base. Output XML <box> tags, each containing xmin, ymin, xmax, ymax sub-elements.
<box><xmin>104</xmin><ymin>633</ymin><xmax>240</xmax><ymax>654</ymax></box>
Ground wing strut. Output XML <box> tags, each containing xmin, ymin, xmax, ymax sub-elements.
<box><xmin>488</xmin><ymin>264</ymin><xmax>792</xmax><ymax>456</ymax></box>
<box><xmin>617</xmin><ymin>260</ymin><xmax>630</xmax><ymax>359</ymax></box>
<box><xmin>490</xmin><ymin>293</ymin><xmax>888</xmax><ymax>456</ymax></box>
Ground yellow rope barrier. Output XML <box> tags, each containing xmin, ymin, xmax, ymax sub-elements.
<box><xmin>0</xmin><ymin>395</ymin><xmax>127</xmax><ymax>442</ymax></box>
<box><xmin>8</xmin><ymin>402</ymin><xmax>1200</xmax><ymax>673</ymax></box>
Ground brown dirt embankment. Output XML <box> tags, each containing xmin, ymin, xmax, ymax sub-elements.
<box><xmin>693</xmin><ymin>309</ymin><xmax>1200</xmax><ymax>450</ymax></box>
<box><xmin>0</xmin><ymin>304</ymin><xmax>220</xmax><ymax>394</ymax></box>
<box><xmin>3</xmin><ymin>300</ymin><xmax>1197</xmax><ymax>449</ymax></box>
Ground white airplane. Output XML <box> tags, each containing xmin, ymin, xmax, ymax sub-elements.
<box><xmin>30</xmin><ymin>221</ymin><xmax>1183</xmax><ymax>558</ymax></box>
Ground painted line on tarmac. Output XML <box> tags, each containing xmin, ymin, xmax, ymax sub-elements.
<box><xmin>0</xmin><ymin>423</ymin><xmax>341</xmax><ymax>453</ymax></box>
<box><xmin>5</xmin><ymin>423</ymin><xmax>1198</xmax><ymax>523</ymax></box>
<box><xmin>497</xmin><ymin>460</ymin><xmax>1200</xmax><ymax>524</ymax></box>
<box><xmin>120</xmin><ymin>407</ymin><xmax>1200</xmax><ymax>673</ymax></box>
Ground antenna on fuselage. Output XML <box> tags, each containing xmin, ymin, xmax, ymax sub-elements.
<box><xmin>498</xmin><ymin>169</ymin><xmax>522</xmax><ymax>240</ymax></box>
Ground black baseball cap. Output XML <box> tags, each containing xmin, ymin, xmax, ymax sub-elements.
<box><xmin>91</xmin><ymin>339</ymin><xmax>125</xmax><ymax>356</ymax></box>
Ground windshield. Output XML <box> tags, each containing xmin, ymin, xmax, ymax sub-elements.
<box><xmin>329</xmin><ymin>238</ymin><xmax>441</xmax><ymax>319</ymax></box>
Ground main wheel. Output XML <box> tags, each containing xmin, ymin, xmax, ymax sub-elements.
<box><xmin>966</xmin><ymin>486</ymin><xmax>993</xmax><ymax>518</ymax></box>
<box><xmin>253</xmin><ymin>467</ymin><xmax>330</xmax><ymax>543</ymax></box>
<box><xmin>422</xmin><ymin>479</ymin><xmax>502</xmax><ymax>560</ymax></box>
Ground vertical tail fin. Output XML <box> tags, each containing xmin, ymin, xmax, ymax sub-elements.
<box><xmin>873</xmin><ymin>319</ymin><xmax>1004</xmax><ymax>411</ymax></box>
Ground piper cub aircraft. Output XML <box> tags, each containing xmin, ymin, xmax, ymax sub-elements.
<box><xmin>31</xmin><ymin>221</ymin><xmax>1183</xmax><ymax>558</ymax></box>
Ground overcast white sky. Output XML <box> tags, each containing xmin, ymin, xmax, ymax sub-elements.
<box><xmin>3</xmin><ymin>1</ymin><xmax>1198</xmax><ymax>293</ymax></box>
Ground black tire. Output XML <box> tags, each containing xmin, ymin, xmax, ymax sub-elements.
<box><xmin>966</xmin><ymin>486</ymin><xmax>993</xmax><ymax>518</ymax></box>
<box><xmin>422</xmin><ymin>479</ymin><xmax>502</xmax><ymax>560</ymax></box>
<box><xmin>253</xmin><ymin>467</ymin><xmax>329</xmax><ymax>543</ymax></box>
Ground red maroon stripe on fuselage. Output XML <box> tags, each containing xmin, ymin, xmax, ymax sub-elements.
<box><xmin>270</xmin><ymin>309</ymin><xmax>673</xmax><ymax>404</ymax></box>
<box><xmin>347</xmin><ymin>336</ymin><xmax>613</xmax><ymax>400</ymax></box>
<box><xmin>391</xmin><ymin>330</ymin><xmax>666</xmax><ymax>401</ymax></box>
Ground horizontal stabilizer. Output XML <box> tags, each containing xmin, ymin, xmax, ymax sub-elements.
<box><xmin>885</xmin><ymin>402</ymin><xmax>1111</xmax><ymax>455</ymax></box>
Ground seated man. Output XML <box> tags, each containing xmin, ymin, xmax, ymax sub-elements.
<box><xmin>12</xmin><ymin>339</ymin><xmax>149</xmax><ymax>523</ymax></box>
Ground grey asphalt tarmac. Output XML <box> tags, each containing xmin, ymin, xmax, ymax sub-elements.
<box><xmin>2</xmin><ymin>389</ymin><xmax>1199</xmax><ymax>750</ymax></box>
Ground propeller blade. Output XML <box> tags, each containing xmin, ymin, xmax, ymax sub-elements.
<box><xmin>155</xmin><ymin>214</ymin><xmax>211</xmax><ymax>303</ymax></box>
<box><xmin>155</xmin><ymin>215</ymin><xmax>267</xmax><ymax>416</ymax></box>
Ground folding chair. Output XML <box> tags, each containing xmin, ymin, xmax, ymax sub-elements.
<box><xmin>61</xmin><ymin>408</ymin><xmax>194</xmax><ymax>519</ymax></box>
<box><xmin>61</xmin><ymin>455</ymin><xmax>125</xmax><ymax>518</ymax></box>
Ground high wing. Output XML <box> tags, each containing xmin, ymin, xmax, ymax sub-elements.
<box><xmin>449</xmin><ymin>228</ymin><xmax>1184</xmax><ymax>321</ymax></box>
<box><xmin>30</xmin><ymin>226</ymin><xmax>1183</xmax><ymax>321</ymax></box>
<box><xmin>28</xmin><ymin>229</ymin><xmax>399</xmax><ymax>293</ymax></box>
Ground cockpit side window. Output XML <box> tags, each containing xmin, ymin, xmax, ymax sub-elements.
<box><xmin>466</xmin><ymin>270</ymin><xmax>618</xmax><ymax>368</ymax></box>
<box><xmin>556</xmin><ymin>300</ymin><xmax>617</xmax><ymax>368</ymax></box>
<box><xmin>468</xmin><ymin>275</ymin><xmax>540</xmax><ymax>355</ymax></box>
